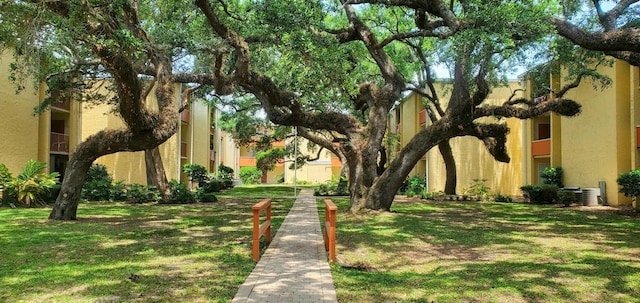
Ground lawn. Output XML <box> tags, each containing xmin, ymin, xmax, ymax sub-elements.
<box><xmin>0</xmin><ymin>188</ymin><xmax>295</xmax><ymax>303</ymax></box>
<box><xmin>327</xmin><ymin>197</ymin><xmax>640</xmax><ymax>303</ymax></box>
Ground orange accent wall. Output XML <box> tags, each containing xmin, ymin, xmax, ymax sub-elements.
<box><xmin>331</xmin><ymin>157</ymin><xmax>341</xmax><ymax>167</ymax></box>
<box><xmin>531</xmin><ymin>139</ymin><xmax>551</xmax><ymax>157</ymax></box>
<box><xmin>240</xmin><ymin>157</ymin><xmax>257</xmax><ymax>166</ymax></box>
<box><xmin>419</xmin><ymin>110</ymin><xmax>426</xmax><ymax>125</ymax></box>
<box><xmin>181</xmin><ymin>109</ymin><xmax>190</xmax><ymax>124</ymax></box>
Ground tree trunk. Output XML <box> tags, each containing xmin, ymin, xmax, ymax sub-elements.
<box><xmin>439</xmin><ymin>140</ymin><xmax>457</xmax><ymax>195</ymax></box>
<box><xmin>145</xmin><ymin>148</ymin><xmax>170</xmax><ymax>200</ymax></box>
<box><xmin>48</xmin><ymin>151</ymin><xmax>96</xmax><ymax>220</ymax></box>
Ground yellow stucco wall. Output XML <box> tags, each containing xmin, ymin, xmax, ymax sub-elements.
<box><xmin>283</xmin><ymin>138</ymin><xmax>336</xmax><ymax>184</ymax></box>
<box><xmin>80</xmin><ymin>83</ymin><xmax>209</xmax><ymax>185</ymax></box>
<box><xmin>0</xmin><ymin>51</ymin><xmax>43</xmax><ymax>174</ymax></box>
<box><xmin>393</xmin><ymin>83</ymin><xmax>524</xmax><ymax>196</ymax></box>
<box><xmin>560</xmin><ymin>60</ymin><xmax>632</xmax><ymax>205</ymax></box>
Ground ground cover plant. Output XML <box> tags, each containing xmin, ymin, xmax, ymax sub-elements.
<box><xmin>326</xmin><ymin>197</ymin><xmax>640</xmax><ymax>303</ymax></box>
<box><xmin>0</xmin><ymin>193</ymin><xmax>294</xmax><ymax>302</ymax></box>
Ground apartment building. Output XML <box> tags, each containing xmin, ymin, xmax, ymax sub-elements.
<box><xmin>524</xmin><ymin>60</ymin><xmax>640</xmax><ymax>206</ymax></box>
<box><xmin>238</xmin><ymin>135</ymin><xmax>341</xmax><ymax>184</ymax></box>
<box><xmin>391</xmin><ymin>59</ymin><xmax>640</xmax><ymax>206</ymax></box>
<box><xmin>389</xmin><ymin>83</ymin><xmax>525</xmax><ymax>196</ymax></box>
<box><xmin>0</xmin><ymin>50</ymin><xmax>234</xmax><ymax>184</ymax></box>
<box><xmin>81</xmin><ymin>87</ymin><xmax>228</xmax><ymax>184</ymax></box>
<box><xmin>0</xmin><ymin>51</ymin><xmax>80</xmax><ymax>181</ymax></box>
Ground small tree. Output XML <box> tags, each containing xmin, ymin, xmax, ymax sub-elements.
<box><xmin>183</xmin><ymin>163</ymin><xmax>208</xmax><ymax>187</ymax></box>
<box><xmin>617</xmin><ymin>170</ymin><xmax>640</xmax><ymax>209</ymax></box>
<box><xmin>218</xmin><ymin>164</ymin><xmax>234</xmax><ymax>188</ymax></box>
<box><xmin>0</xmin><ymin>164</ymin><xmax>12</xmax><ymax>188</ymax></box>
<box><xmin>240</xmin><ymin>167</ymin><xmax>262</xmax><ymax>184</ymax></box>
<box><xmin>542</xmin><ymin>167</ymin><xmax>564</xmax><ymax>188</ymax></box>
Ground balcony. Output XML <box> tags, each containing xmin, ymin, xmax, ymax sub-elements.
<box><xmin>51</xmin><ymin>100</ymin><xmax>70</xmax><ymax>111</ymax></box>
<box><xmin>50</xmin><ymin>132</ymin><xmax>69</xmax><ymax>153</ymax></box>
<box><xmin>181</xmin><ymin>109</ymin><xmax>190</xmax><ymax>124</ymax></box>
<box><xmin>531</xmin><ymin>138</ymin><xmax>551</xmax><ymax>157</ymax></box>
<box><xmin>181</xmin><ymin>142</ymin><xmax>188</xmax><ymax>158</ymax></box>
<box><xmin>419</xmin><ymin>110</ymin><xmax>427</xmax><ymax>125</ymax></box>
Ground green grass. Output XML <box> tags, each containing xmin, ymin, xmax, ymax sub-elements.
<box><xmin>326</xmin><ymin>198</ymin><xmax>640</xmax><ymax>303</ymax></box>
<box><xmin>0</xmin><ymin>193</ymin><xmax>294</xmax><ymax>302</ymax></box>
<box><xmin>218</xmin><ymin>185</ymin><xmax>299</xmax><ymax>198</ymax></box>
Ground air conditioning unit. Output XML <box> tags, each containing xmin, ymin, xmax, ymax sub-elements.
<box><xmin>581</xmin><ymin>188</ymin><xmax>600</xmax><ymax>206</ymax></box>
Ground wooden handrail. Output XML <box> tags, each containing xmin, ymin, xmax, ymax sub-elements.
<box><xmin>252</xmin><ymin>198</ymin><xmax>272</xmax><ymax>261</ymax></box>
<box><xmin>324</xmin><ymin>199</ymin><xmax>338</xmax><ymax>263</ymax></box>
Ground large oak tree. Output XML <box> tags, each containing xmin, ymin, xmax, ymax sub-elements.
<box><xmin>2</xmin><ymin>0</ymin><xmax>622</xmax><ymax>219</ymax></box>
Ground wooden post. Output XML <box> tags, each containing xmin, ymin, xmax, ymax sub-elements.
<box><xmin>252</xmin><ymin>198</ymin><xmax>272</xmax><ymax>261</ymax></box>
<box><xmin>324</xmin><ymin>199</ymin><xmax>337</xmax><ymax>262</ymax></box>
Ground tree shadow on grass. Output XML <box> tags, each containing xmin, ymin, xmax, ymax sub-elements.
<box><xmin>328</xmin><ymin>198</ymin><xmax>640</xmax><ymax>302</ymax></box>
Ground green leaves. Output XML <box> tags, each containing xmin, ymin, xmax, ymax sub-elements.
<box><xmin>5</xmin><ymin>160</ymin><xmax>59</xmax><ymax>206</ymax></box>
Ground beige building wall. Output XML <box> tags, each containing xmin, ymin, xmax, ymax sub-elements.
<box><xmin>424</xmin><ymin>83</ymin><xmax>525</xmax><ymax>195</ymax></box>
<box><xmin>559</xmin><ymin>60</ymin><xmax>632</xmax><ymax>205</ymax></box>
<box><xmin>284</xmin><ymin>139</ymin><xmax>337</xmax><ymax>184</ymax></box>
<box><xmin>81</xmin><ymin>83</ymin><xmax>213</xmax><ymax>185</ymax></box>
<box><xmin>0</xmin><ymin>52</ymin><xmax>44</xmax><ymax>174</ymax></box>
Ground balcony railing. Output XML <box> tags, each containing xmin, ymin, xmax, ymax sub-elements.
<box><xmin>531</xmin><ymin>138</ymin><xmax>551</xmax><ymax>157</ymax></box>
<box><xmin>419</xmin><ymin>110</ymin><xmax>427</xmax><ymax>125</ymax></box>
<box><xmin>181</xmin><ymin>109</ymin><xmax>190</xmax><ymax>124</ymax></box>
<box><xmin>181</xmin><ymin>142</ymin><xmax>188</xmax><ymax>158</ymax></box>
<box><xmin>51</xmin><ymin>100</ymin><xmax>70</xmax><ymax>111</ymax></box>
<box><xmin>50</xmin><ymin>132</ymin><xmax>69</xmax><ymax>153</ymax></box>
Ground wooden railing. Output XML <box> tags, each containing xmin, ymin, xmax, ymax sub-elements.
<box><xmin>324</xmin><ymin>199</ymin><xmax>337</xmax><ymax>262</ymax></box>
<box><xmin>531</xmin><ymin>138</ymin><xmax>551</xmax><ymax>157</ymax></box>
<box><xmin>50</xmin><ymin>132</ymin><xmax>70</xmax><ymax>153</ymax></box>
<box><xmin>252</xmin><ymin>198</ymin><xmax>272</xmax><ymax>261</ymax></box>
<box><xmin>51</xmin><ymin>100</ymin><xmax>70</xmax><ymax>111</ymax></box>
<box><xmin>181</xmin><ymin>109</ymin><xmax>190</xmax><ymax>124</ymax></box>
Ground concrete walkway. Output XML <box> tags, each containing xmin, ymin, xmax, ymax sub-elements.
<box><xmin>232</xmin><ymin>189</ymin><xmax>338</xmax><ymax>303</ymax></box>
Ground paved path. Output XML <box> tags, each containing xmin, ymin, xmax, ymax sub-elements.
<box><xmin>232</xmin><ymin>189</ymin><xmax>338</xmax><ymax>303</ymax></box>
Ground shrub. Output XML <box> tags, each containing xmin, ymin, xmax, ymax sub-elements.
<box><xmin>520</xmin><ymin>184</ymin><xmax>558</xmax><ymax>204</ymax></box>
<box><xmin>542</xmin><ymin>167</ymin><xmax>564</xmax><ymax>188</ymax></box>
<box><xmin>218</xmin><ymin>164</ymin><xmax>234</xmax><ymax>188</ymax></box>
<box><xmin>44</xmin><ymin>183</ymin><xmax>62</xmax><ymax>203</ymax></box>
<box><xmin>196</xmin><ymin>188</ymin><xmax>218</xmax><ymax>202</ymax></box>
<box><xmin>127</xmin><ymin>184</ymin><xmax>159</xmax><ymax>203</ymax></box>
<box><xmin>200</xmin><ymin>179</ymin><xmax>225</xmax><ymax>193</ymax></box>
<box><xmin>82</xmin><ymin>164</ymin><xmax>113</xmax><ymax>201</ymax></box>
<box><xmin>465</xmin><ymin>179</ymin><xmax>491</xmax><ymax>200</ymax></box>
<box><xmin>164</xmin><ymin>180</ymin><xmax>195</xmax><ymax>204</ymax></box>
<box><xmin>110</xmin><ymin>181</ymin><xmax>128</xmax><ymax>201</ymax></box>
<box><xmin>493</xmin><ymin>193</ymin><xmax>513</xmax><ymax>203</ymax></box>
<box><xmin>7</xmin><ymin>160</ymin><xmax>60</xmax><ymax>206</ymax></box>
<box><xmin>240</xmin><ymin>167</ymin><xmax>262</xmax><ymax>184</ymax></box>
<box><xmin>617</xmin><ymin>170</ymin><xmax>640</xmax><ymax>201</ymax></box>
<box><xmin>0</xmin><ymin>164</ymin><xmax>15</xmax><ymax>205</ymax></box>
<box><xmin>183</xmin><ymin>163</ymin><xmax>208</xmax><ymax>187</ymax></box>
<box><xmin>406</xmin><ymin>176</ymin><xmax>426</xmax><ymax>197</ymax></box>
<box><xmin>314</xmin><ymin>176</ymin><xmax>349</xmax><ymax>196</ymax></box>
<box><xmin>557</xmin><ymin>189</ymin><xmax>577</xmax><ymax>207</ymax></box>
<box><xmin>0</xmin><ymin>164</ymin><xmax>12</xmax><ymax>188</ymax></box>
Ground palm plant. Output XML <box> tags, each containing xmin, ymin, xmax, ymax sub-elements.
<box><xmin>8</xmin><ymin>160</ymin><xmax>59</xmax><ymax>206</ymax></box>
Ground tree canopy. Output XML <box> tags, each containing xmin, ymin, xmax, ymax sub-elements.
<box><xmin>0</xmin><ymin>0</ymin><xmax>635</xmax><ymax>218</ymax></box>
